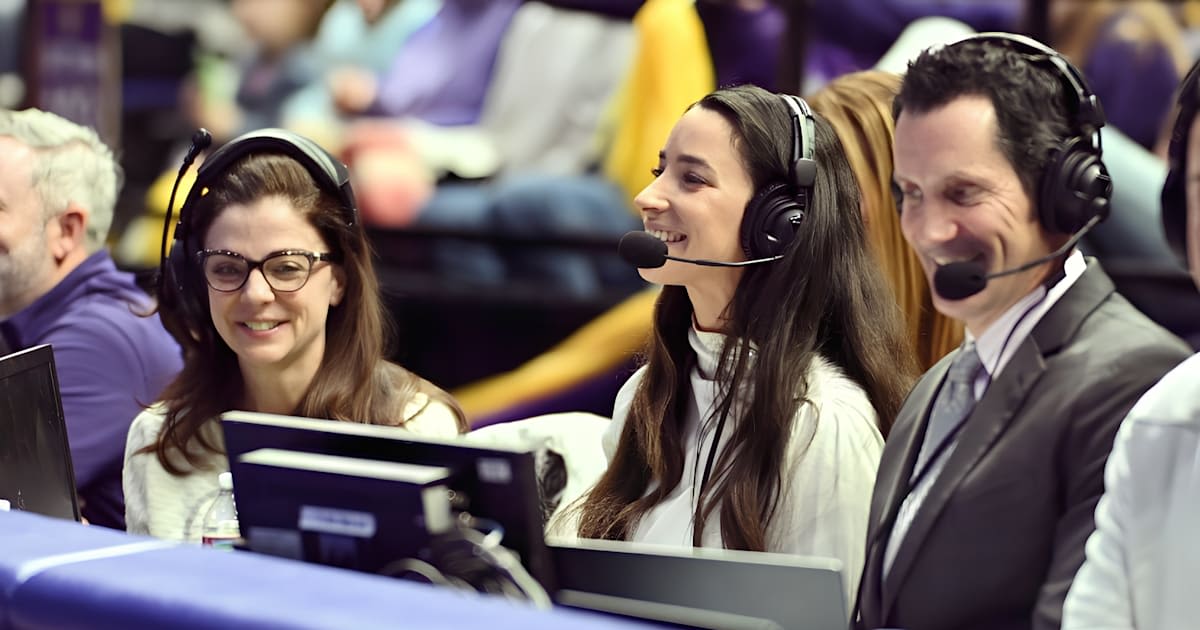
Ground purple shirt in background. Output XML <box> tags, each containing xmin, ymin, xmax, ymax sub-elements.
<box><xmin>0</xmin><ymin>251</ymin><xmax>182</xmax><ymax>530</ymax></box>
<box><xmin>696</xmin><ymin>0</ymin><xmax>786</xmax><ymax>91</ymax></box>
<box><xmin>370</xmin><ymin>0</ymin><xmax>523</xmax><ymax>126</ymax></box>
<box><xmin>807</xmin><ymin>0</ymin><xmax>1021</xmax><ymax>84</ymax></box>
<box><xmin>1082</xmin><ymin>14</ymin><xmax>1180</xmax><ymax>150</ymax></box>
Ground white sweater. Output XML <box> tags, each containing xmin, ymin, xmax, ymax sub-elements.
<box><xmin>601</xmin><ymin>327</ymin><xmax>884</xmax><ymax>601</ymax></box>
<box><xmin>122</xmin><ymin>394</ymin><xmax>461</xmax><ymax>542</ymax></box>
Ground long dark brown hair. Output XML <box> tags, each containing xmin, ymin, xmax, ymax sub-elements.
<box><xmin>147</xmin><ymin>152</ymin><xmax>465</xmax><ymax>474</ymax></box>
<box><xmin>578</xmin><ymin>85</ymin><xmax>917</xmax><ymax>551</ymax></box>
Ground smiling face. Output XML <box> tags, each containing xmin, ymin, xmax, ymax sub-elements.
<box><xmin>633</xmin><ymin>106</ymin><xmax>755</xmax><ymax>304</ymax></box>
<box><xmin>894</xmin><ymin>95</ymin><xmax>1060</xmax><ymax>336</ymax></box>
<box><xmin>203</xmin><ymin>195</ymin><xmax>345</xmax><ymax>380</ymax></box>
<box><xmin>0</xmin><ymin>137</ymin><xmax>56</xmax><ymax>316</ymax></box>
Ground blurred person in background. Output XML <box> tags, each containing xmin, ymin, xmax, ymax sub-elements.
<box><xmin>1050</xmin><ymin>0</ymin><xmax>1192</xmax><ymax>155</ymax></box>
<box><xmin>809</xmin><ymin>69</ymin><xmax>965</xmax><ymax>370</ymax></box>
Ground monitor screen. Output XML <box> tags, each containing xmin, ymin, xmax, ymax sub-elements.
<box><xmin>0</xmin><ymin>344</ymin><xmax>80</xmax><ymax>522</ymax></box>
<box><xmin>220</xmin><ymin>410</ymin><xmax>554</xmax><ymax>590</ymax></box>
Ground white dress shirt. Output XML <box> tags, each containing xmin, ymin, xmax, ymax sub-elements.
<box><xmin>1062</xmin><ymin>352</ymin><xmax>1200</xmax><ymax>630</ymax></box>
<box><xmin>601</xmin><ymin>325</ymin><xmax>884</xmax><ymax>601</ymax></box>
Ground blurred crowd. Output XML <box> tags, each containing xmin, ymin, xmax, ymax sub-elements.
<box><xmin>5</xmin><ymin>0</ymin><xmax>1200</xmax><ymax>398</ymax></box>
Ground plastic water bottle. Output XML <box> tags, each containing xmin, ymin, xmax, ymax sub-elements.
<box><xmin>201</xmin><ymin>472</ymin><xmax>241</xmax><ymax>550</ymax></box>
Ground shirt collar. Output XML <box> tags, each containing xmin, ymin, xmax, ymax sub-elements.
<box><xmin>968</xmin><ymin>250</ymin><xmax>1087</xmax><ymax>384</ymax></box>
<box><xmin>688</xmin><ymin>320</ymin><xmax>763</xmax><ymax>382</ymax></box>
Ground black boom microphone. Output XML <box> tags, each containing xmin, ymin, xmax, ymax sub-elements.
<box><xmin>932</xmin><ymin>214</ymin><xmax>1102</xmax><ymax>300</ymax></box>
<box><xmin>617</xmin><ymin>231</ymin><xmax>783</xmax><ymax>269</ymax></box>
<box><xmin>157</xmin><ymin>128</ymin><xmax>214</xmax><ymax>294</ymax></box>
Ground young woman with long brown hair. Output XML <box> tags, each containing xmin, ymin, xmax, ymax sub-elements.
<box><xmin>576</xmin><ymin>85</ymin><xmax>918</xmax><ymax>598</ymax></box>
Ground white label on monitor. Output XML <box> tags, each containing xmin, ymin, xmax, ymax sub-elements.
<box><xmin>298</xmin><ymin>506</ymin><xmax>377</xmax><ymax>538</ymax></box>
<box><xmin>477</xmin><ymin>458</ymin><xmax>512</xmax><ymax>484</ymax></box>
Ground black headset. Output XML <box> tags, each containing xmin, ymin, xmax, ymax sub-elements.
<box><xmin>739</xmin><ymin>93</ymin><xmax>818</xmax><ymax>260</ymax></box>
<box><xmin>158</xmin><ymin>128</ymin><xmax>359</xmax><ymax>333</ymax></box>
<box><xmin>960</xmin><ymin>33</ymin><xmax>1113</xmax><ymax>235</ymax></box>
<box><xmin>1161</xmin><ymin>59</ymin><xmax>1200</xmax><ymax>267</ymax></box>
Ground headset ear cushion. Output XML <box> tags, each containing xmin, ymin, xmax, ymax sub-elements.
<box><xmin>163</xmin><ymin>237</ymin><xmax>208</xmax><ymax>339</ymax></box>
<box><xmin>1040</xmin><ymin>138</ymin><xmax>1111</xmax><ymax>234</ymax></box>
<box><xmin>741</xmin><ymin>182</ymin><xmax>805</xmax><ymax>259</ymax></box>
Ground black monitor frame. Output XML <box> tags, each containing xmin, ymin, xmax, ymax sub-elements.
<box><xmin>220</xmin><ymin>411</ymin><xmax>555</xmax><ymax>590</ymax></box>
<box><xmin>0</xmin><ymin>344</ymin><xmax>80</xmax><ymax>522</ymax></box>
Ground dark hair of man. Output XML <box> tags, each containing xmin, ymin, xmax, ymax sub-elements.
<box><xmin>893</xmin><ymin>38</ymin><xmax>1075</xmax><ymax>204</ymax></box>
<box><xmin>578</xmin><ymin>85</ymin><xmax>918</xmax><ymax>551</ymax></box>
<box><xmin>147</xmin><ymin>153</ymin><xmax>465</xmax><ymax>474</ymax></box>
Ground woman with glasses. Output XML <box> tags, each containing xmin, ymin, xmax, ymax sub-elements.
<box><xmin>122</xmin><ymin>146</ymin><xmax>466</xmax><ymax>542</ymax></box>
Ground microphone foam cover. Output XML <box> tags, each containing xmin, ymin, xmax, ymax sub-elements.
<box><xmin>933</xmin><ymin>261</ymin><xmax>987</xmax><ymax>301</ymax></box>
<box><xmin>191</xmin><ymin>128</ymin><xmax>214</xmax><ymax>152</ymax></box>
<box><xmin>618</xmin><ymin>231</ymin><xmax>668</xmax><ymax>269</ymax></box>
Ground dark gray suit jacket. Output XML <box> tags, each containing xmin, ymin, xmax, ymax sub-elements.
<box><xmin>854</xmin><ymin>260</ymin><xmax>1192</xmax><ymax>630</ymax></box>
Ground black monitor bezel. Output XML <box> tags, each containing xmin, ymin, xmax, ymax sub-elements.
<box><xmin>220</xmin><ymin>411</ymin><xmax>555</xmax><ymax>590</ymax></box>
<box><xmin>0</xmin><ymin>344</ymin><xmax>81</xmax><ymax>522</ymax></box>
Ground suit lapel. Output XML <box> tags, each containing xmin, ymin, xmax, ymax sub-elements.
<box><xmin>877</xmin><ymin>260</ymin><xmax>1115</xmax><ymax>620</ymax></box>
<box><xmin>859</xmin><ymin>357</ymin><xmax>950</xmax><ymax>625</ymax></box>
<box><xmin>881</xmin><ymin>340</ymin><xmax>1046</xmax><ymax>616</ymax></box>
<box><xmin>873</xmin><ymin>360</ymin><xmax>948</xmax><ymax>541</ymax></box>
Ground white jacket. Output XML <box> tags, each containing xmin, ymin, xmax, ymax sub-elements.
<box><xmin>1063</xmin><ymin>353</ymin><xmax>1200</xmax><ymax>630</ymax></box>
<box><xmin>601</xmin><ymin>326</ymin><xmax>884</xmax><ymax>602</ymax></box>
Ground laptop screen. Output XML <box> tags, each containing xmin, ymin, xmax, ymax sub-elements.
<box><xmin>0</xmin><ymin>344</ymin><xmax>81</xmax><ymax>522</ymax></box>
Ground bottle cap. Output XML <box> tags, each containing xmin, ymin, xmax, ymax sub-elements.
<box><xmin>218</xmin><ymin>471</ymin><xmax>233</xmax><ymax>491</ymax></box>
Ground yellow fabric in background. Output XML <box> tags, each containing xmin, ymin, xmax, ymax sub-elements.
<box><xmin>601</xmin><ymin>0</ymin><xmax>715</xmax><ymax>209</ymax></box>
<box><xmin>453</xmin><ymin>287</ymin><xmax>659</xmax><ymax>423</ymax></box>
<box><xmin>102</xmin><ymin>0</ymin><xmax>131</xmax><ymax>24</ymax></box>
<box><xmin>112</xmin><ymin>165</ymin><xmax>197</xmax><ymax>268</ymax></box>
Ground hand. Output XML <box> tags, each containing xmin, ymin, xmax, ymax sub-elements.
<box><xmin>329</xmin><ymin>67</ymin><xmax>379</xmax><ymax>115</ymax></box>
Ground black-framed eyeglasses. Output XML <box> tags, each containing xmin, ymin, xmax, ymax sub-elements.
<box><xmin>197</xmin><ymin>249</ymin><xmax>338</xmax><ymax>293</ymax></box>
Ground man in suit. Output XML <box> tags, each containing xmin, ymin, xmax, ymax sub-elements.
<box><xmin>853</xmin><ymin>34</ymin><xmax>1192</xmax><ymax>630</ymax></box>
<box><xmin>1060</xmin><ymin>60</ymin><xmax>1200</xmax><ymax>630</ymax></box>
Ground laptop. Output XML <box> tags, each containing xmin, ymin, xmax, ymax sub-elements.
<box><xmin>0</xmin><ymin>344</ymin><xmax>81</xmax><ymax>522</ymax></box>
<box><xmin>548</xmin><ymin>538</ymin><xmax>848</xmax><ymax>630</ymax></box>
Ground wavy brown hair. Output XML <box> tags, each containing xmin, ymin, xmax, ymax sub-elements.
<box><xmin>809</xmin><ymin>70</ymin><xmax>964</xmax><ymax>369</ymax></box>
<box><xmin>147</xmin><ymin>152</ymin><xmax>465</xmax><ymax>474</ymax></box>
<box><xmin>578</xmin><ymin>85</ymin><xmax>918</xmax><ymax>550</ymax></box>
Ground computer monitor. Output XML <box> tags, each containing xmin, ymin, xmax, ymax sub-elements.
<box><xmin>220</xmin><ymin>410</ymin><xmax>554</xmax><ymax>590</ymax></box>
<box><xmin>233</xmin><ymin>447</ymin><xmax>456</xmax><ymax>574</ymax></box>
<box><xmin>548</xmin><ymin>538</ymin><xmax>848</xmax><ymax>630</ymax></box>
<box><xmin>0</xmin><ymin>344</ymin><xmax>81</xmax><ymax>522</ymax></box>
